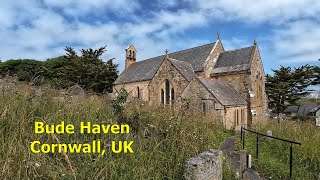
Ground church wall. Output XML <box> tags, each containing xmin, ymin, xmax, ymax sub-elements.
<box><xmin>180</xmin><ymin>77</ymin><xmax>224</xmax><ymax>122</ymax></box>
<box><xmin>225</xmin><ymin>106</ymin><xmax>248</xmax><ymax>131</ymax></box>
<box><xmin>203</xmin><ymin>40</ymin><xmax>225</xmax><ymax>78</ymax></box>
<box><xmin>148</xmin><ymin>59</ymin><xmax>190</xmax><ymax>105</ymax></box>
<box><xmin>113</xmin><ymin>80</ymin><xmax>150</xmax><ymax>102</ymax></box>
<box><xmin>214</xmin><ymin>73</ymin><xmax>250</xmax><ymax>100</ymax></box>
<box><xmin>249</xmin><ymin>46</ymin><xmax>267</xmax><ymax>123</ymax></box>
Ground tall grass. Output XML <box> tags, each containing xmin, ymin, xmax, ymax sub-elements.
<box><xmin>0</xmin><ymin>84</ymin><xmax>233</xmax><ymax>179</ymax></box>
<box><xmin>242</xmin><ymin>120</ymin><xmax>320</xmax><ymax>180</ymax></box>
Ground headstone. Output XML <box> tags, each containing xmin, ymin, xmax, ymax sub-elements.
<box><xmin>247</xmin><ymin>154</ymin><xmax>252</xmax><ymax>168</ymax></box>
<box><xmin>316</xmin><ymin>117</ymin><xmax>320</xmax><ymax>127</ymax></box>
<box><xmin>66</xmin><ymin>85</ymin><xmax>85</xmax><ymax>101</ymax></box>
<box><xmin>184</xmin><ymin>149</ymin><xmax>223</xmax><ymax>180</ymax></box>
<box><xmin>267</xmin><ymin>130</ymin><xmax>272</xmax><ymax>137</ymax></box>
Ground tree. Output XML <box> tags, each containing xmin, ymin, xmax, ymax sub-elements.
<box><xmin>59</xmin><ymin>45</ymin><xmax>118</xmax><ymax>93</ymax></box>
<box><xmin>311</xmin><ymin>65</ymin><xmax>320</xmax><ymax>85</ymax></box>
<box><xmin>266</xmin><ymin>65</ymin><xmax>316</xmax><ymax>114</ymax></box>
<box><xmin>0</xmin><ymin>59</ymin><xmax>44</xmax><ymax>82</ymax></box>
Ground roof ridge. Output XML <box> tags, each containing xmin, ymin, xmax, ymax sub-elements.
<box><xmin>223</xmin><ymin>45</ymin><xmax>254</xmax><ymax>53</ymax></box>
<box><xmin>167</xmin><ymin>42</ymin><xmax>215</xmax><ymax>55</ymax></box>
<box><xmin>138</xmin><ymin>42</ymin><xmax>215</xmax><ymax>62</ymax></box>
<box><xmin>168</xmin><ymin>58</ymin><xmax>194</xmax><ymax>81</ymax></box>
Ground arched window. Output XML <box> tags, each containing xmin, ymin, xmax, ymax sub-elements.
<box><xmin>132</xmin><ymin>51</ymin><xmax>135</xmax><ymax>60</ymax></box>
<box><xmin>161</xmin><ymin>89</ymin><xmax>164</xmax><ymax>104</ymax></box>
<box><xmin>236</xmin><ymin>109</ymin><xmax>239</xmax><ymax>125</ymax></box>
<box><xmin>165</xmin><ymin>79</ymin><xmax>170</xmax><ymax>105</ymax></box>
<box><xmin>202</xmin><ymin>102</ymin><xmax>206</xmax><ymax>116</ymax></box>
<box><xmin>171</xmin><ymin>88</ymin><xmax>175</xmax><ymax>104</ymax></box>
<box><xmin>137</xmin><ymin>86</ymin><xmax>140</xmax><ymax>99</ymax></box>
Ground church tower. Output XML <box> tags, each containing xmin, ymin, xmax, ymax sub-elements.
<box><xmin>125</xmin><ymin>45</ymin><xmax>137</xmax><ymax>69</ymax></box>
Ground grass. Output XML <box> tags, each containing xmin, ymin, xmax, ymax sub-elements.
<box><xmin>0</xmin><ymin>84</ymin><xmax>234</xmax><ymax>179</ymax></box>
<box><xmin>240</xmin><ymin>120</ymin><xmax>320</xmax><ymax>180</ymax></box>
<box><xmin>296</xmin><ymin>98</ymin><xmax>319</xmax><ymax>105</ymax></box>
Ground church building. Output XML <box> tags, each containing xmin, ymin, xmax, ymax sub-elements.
<box><xmin>113</xmin><ymin>34</ymin><xmax>267</xmax><ymax>130</ymax></box>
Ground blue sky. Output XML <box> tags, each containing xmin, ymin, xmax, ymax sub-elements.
<box><xmin>1</xmin><ymin>0</ymin><xmax>319</xmax><ymax>75</ymax></box>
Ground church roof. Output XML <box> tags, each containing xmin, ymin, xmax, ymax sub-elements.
<box><xmin>114</xmin><ymin>43</ymin><xmax>215</xmax><ymax>84</ymax></box>
<box><xmin>211</xmin><ymin>46</ymin><xmax>254</xmax><ymax>75</ymax></box>
<box><xmin>114</xmin><ymin>57</ymin><xmax>163</xmax><ymax>85</ymax></box>
<box><xmin>198</xmin><ymin>78</ymin><xmax>247</xmax><ymax>106</ymax></box>
<box><xmin>168</xmin><ymin>58</ymin><xmax>194</xmax><ymax>81</ymax></box>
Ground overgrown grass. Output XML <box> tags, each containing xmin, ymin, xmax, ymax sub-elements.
<box><xmin>0</xmin><ymin>84</ymin><xmax>233</xmax><ymax>179</ymax></box>
<box><xmin>296</xmin><ymin>98</ymin><xmax>319</xmax><ymax>105</ymax></box>
<box><xmin>241</xmin><ymin>120</ymin><xmax>320</xmax><ymax>180</ymax></box>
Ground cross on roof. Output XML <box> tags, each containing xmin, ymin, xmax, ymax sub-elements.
<box><xmin>165</xmin><ymin>49</ymin><xmax>168</xmax><ymax>55</ymax></box>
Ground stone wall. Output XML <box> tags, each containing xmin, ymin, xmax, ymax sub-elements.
<box><xmin>184</xmin><ymin>149</ymin><xmax>223</xmax><ymax>180</ymax></box>
<box><xmin>180</xmin><ymin>77</ymin><xmax>224</xmax><ymax>121</ymax></box>
<box><xmin>225</xmin><ymin>106</ymin><xmax>247</xmax><ymax>131</ymax></box>
<box><xmin>214</xmin><ymin>73</ymin><xmax>249</xmax><ymax>100</ymax></box>
<box><xmin>148</xmin><ymin>58</ymin><xmax>190</xmax><ymax>105</ymax></box>
<box><xmin>249</xmin><ymin>45</ymin><xmax>267</xmax><ymax>123</ymax></box>
<box><xmin>113</xmin><ymin>80</ymin><xmax>150</xmax><ymax>102</ymax></box>
<box><xmin>203</xmin><ymin>40</ymin><xmax>225</xmax><ymax>78</ymax></box>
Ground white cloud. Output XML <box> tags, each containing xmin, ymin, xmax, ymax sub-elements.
<box><xmin>193</xmin><ymin>0</ymin><xmax>320</xmax><ymax>24</ymax></box>
<box><xmin>0</xmin><ymin>0</ymin><xmax>319</xmax><ymax>72</ymax></box>
<box><xmin>271</xmin><ymin>20</ymin><xmax>320</xmax><ymax>63</ymax></box>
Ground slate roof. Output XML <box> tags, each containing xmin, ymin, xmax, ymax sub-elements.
<box><xmin>114</xmin><ymin>57</ymin><xmax>163</xmax><ymax>84</ymax></box>
<box><xmin>211</xmin><ymin>46</ymin><xmax>254</xmax><ymax>74</ymax></box>
<box><xmin>296</xmin><ymin>103</ymin><xmax>320</xmax><ymax>116</ymax></box>
<box><xmin>168</xmin><ymin>58</ymin><xmax>194</xmax><ymax>81</ymax></box>
<box><xmin>284</xmin><ymin>106</ymin><xmax>299</xmax><ymax>113</ymax></box>
<box><xmin>114</xmin><ymin>43</ymin><xmax>215</xmax><ymax>84</ymax></box>
<box><xmin>197</xmin><ymin>77</ymin><xmax>247</xmax><ymax>106</ymax></box>
<box><xmin>285</xmin><ymin>103</ymin><xmax>320</xmax><ymax>116</ymax></box>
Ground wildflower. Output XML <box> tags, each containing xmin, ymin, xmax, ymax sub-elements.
<box><xmin>61</xmin><ymin>174</ymin><xmax>65</xmax><ymax>177</ymax></box>
<box><xmin>35</xmin><ymin>162</ymin><xmax>40</xmax><ymax>167</ymax></box>
<box><xmin>235</xmin><ymin>172</ymin><xmax>239</xmax><ymax>178</ymax></box>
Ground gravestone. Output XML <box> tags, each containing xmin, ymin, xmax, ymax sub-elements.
<box><xmin>66</xmin><ymin>85</ymin><xmax>85</xmax><ymax>101</ymax></box>
<box><xmin>184</xmin><ymin>149</ymin><xmax>222</xmax><ymax>180</ymax></box>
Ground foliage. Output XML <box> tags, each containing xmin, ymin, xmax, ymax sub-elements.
<box><xmin>112</xmin><ymin>87</ymin><xmax>129</xmax><ymax>122</ymax></box>
<box><xmin>0</xmin><ymin>59</ymin><xmax>44</xmax><ymax>82</ymax></box>
<box><xmin>0</xmin><ymin>46</ymin><xmax>118</xmax><ymax>93</ymax></box>
<box><xmin>241</xmin><ymin>120</ymin><xmax>320</xmax><ymax>180</ymax></box>
<box><xmin>265</xmin><ymin>65</ymin><xmax>316</xmax><ymax>114</ymax></box>
<box><xmin>0</xmin><ymin>84</ymin><xmax>232</xmax><ymax>179</ymax></box>
<box><xmin>311</xmin><ymin>65</ymin><xmax>320</xmax><ymax>85</ymax></box>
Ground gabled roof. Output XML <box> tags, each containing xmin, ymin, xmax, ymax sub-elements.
<box><xmin>168</xmin><ymin>43</ymin><xmax>215</xmax><ymax>72</ymax></box>
<box><xmin>114</xmin><ymin>57</ymin><xmax>163</xmax><ymax>84</ymax></box>
<box><xmin>296</xmin><ymin>103</ymin><xmax>320</xmax><ymax>116</ymax></box>
<box><xmin>285</xmin><ymin>103</ymin><xmax>320</xmax><ymax>116</ymax></box>
<box><xmin>114</xmin><ymin>43</ymin><xmax>215</xmax><ymax>84</ymax></box>
<box><xmin>284</xmin><ymin>106</ymin><xmax>299</xmax><ymax>113</ymax></box>
<box><xmin>168</xmin><ymin>58</ymin><xmax>194</xmax><ymax>81</ymax></box>
<box><xmin>211</xmin><ymin>46</ymin><xmax>254</xmax><ymax>75</ymax></box>
<box><xmin>197</xmin><ymin>77</ymin><xmax>247</xmax><ymax>106</ymax></box>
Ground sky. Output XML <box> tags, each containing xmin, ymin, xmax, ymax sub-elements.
<box><xmin>1</xmin><ymin>0</ymin><xmax>320</xmax><ymax>75</ymax></box>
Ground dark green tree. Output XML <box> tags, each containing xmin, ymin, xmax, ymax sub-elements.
<box><xmin>0</xmin><ymin>59</ymin><xmax>44</xmax><ymax>81</ymax></box>
<box><xmin>311</xmin><ymin>65</ymin><xmax>319</xmax><ymax>85</ymax></box>
<box><xmin>266</xmin><ymin>65</ymin><xmax>316</xmax><ymax>114</ymax></box>
<box><xmin>54</xmin><ymin>45</ymin><xmax>119</xmax><ymax>93</ymax></box>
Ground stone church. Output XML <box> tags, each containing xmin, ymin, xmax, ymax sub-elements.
<box><xmin>113</xmin><ymin>34</ymin><xmax>267</xmax><ymax>130</ymax></box>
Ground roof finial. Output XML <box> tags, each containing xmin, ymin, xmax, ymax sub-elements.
<box><xmin>217</xmin><ymin>32</ymin><xmax>220</xmax><ymax>40</ymax></box>
<box><xmin>165</xmin><ymin>49</ymin><xmax>169</xmax><ymax>57</ymax></box>
<box><xmin>254</xmin><ymin>38</ymin><xmax>257</xmax><ymax>46</ymax></box>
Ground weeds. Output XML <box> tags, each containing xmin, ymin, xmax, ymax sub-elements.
<box><xmin>0</xmin><ymin>84</ymin><xmax>232</xmax><ymax>179</ymax></box>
